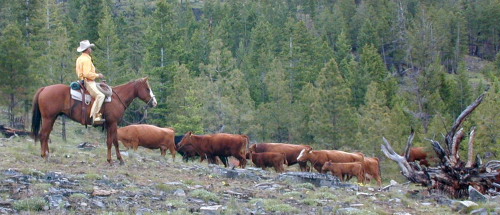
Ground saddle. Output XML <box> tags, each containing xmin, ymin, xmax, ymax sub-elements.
<box><xmin>70</xmin><ymin>80</ymin><xmax>112</xmax><ymax>125</ymax></box>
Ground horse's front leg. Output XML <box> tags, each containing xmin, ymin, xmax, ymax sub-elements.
<box><xmin>39</xmin><ymin>117</ymin><xmax>56</xmax><ymax>160</ymax></box>
<box><xmin>107</xmin><ymin>123</ymin><xmax>124</xmax><ymax>165</ymax></box>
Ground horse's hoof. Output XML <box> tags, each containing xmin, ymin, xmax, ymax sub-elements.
<box><xmin>119</xmin><ymin>160</ymin><xmax>125</xmax><ymax>165</ymax></box>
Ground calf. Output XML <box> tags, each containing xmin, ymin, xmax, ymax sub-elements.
<box><xmin>117</xmin><ymin>124</ymin><xmax>176</xmax><ymax>160</ymax></box>
<box><xmin>322</xmin><ymin>161</ymin><xmax>365</xmax><ymax>183</ymax></box>
<box><xmin>297</xmin><ymin>148</ymin><xmax>364</xmax><ymax>173</ymax></box>
<box><xmin>177</xmin><ymin>132</ymin><xmax>248</xmax><ymax>168</ymax></box>
<box><xmin>250</xmin><ymin>152</ymin><xmax>288</xmax><ymax>173</ymax></box>
<box><xmin>249</xmin><ymin>143</ymin><xmax>312</xmax><ymax>171</ymax></box>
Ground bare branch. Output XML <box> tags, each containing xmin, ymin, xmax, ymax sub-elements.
<box><xmin>466</xmin><ymin>127</ymin><xmax>476</xmax><ymax>168</ymax></box>
<box><xmin>404</xmin><ymin>128</ymin><xmax>415</xmax><ymax>161</ymax></box>
<box><xmin>450</xmin><ymin>128</ymin><xmax>464</xmax><ymax>167</ymax></box>
<box><xmin>445</xmin><ymin>92</ymin><xmax>486</xmax><ymax>146</ymax></box>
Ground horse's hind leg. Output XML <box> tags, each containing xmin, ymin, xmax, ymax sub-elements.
<box><xmin>39</xmin><ymin>117</ymin><xmax>56</xmax><ymax>159</ymax></box>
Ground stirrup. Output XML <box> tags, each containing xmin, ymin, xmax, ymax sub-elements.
<box><xmin>92</xmin><ymin>116</ymin><xmax>105</xmax><ymax>125</ymax></box>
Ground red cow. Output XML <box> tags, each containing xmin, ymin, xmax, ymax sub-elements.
<box><xmin>175</xmin><ymin>135</ymin><xmax>229</xmax><ymax>166</ymax></box>
<box><xmin>406</xmin><ymin>147</ymin><xmax>431</xmax><ymax>167</ymax></box>
<box><xmin>177</xmin><ymin>132</ymin><xmax>248</xmax><ymax>168</ymax></box>
<box><xmin>352</xmin><ymin>153</ymin><xmax>382</xmax><ymax>186</ymax></box>
<box><xmin>321</xmin><ymin>161</ymin><xmax>365</xmax><ymax>183</ymax></box>
<box><xmin>362</xmin><ymin>157</ymin><xmax>382</xmax><ymax>186</ymax></box>
<box><xmin>250</xmin><ymin>152</ymin><xmax>288</xmax><ymax>173</ymax></box>
<box><xmin>117</xmin><ymin>124</ymin><xmax>176</xmax><ymax>160</ymax></box>
<box><xmin>297</xmin><ymin>148</ymin><xmax>364</xmax><ymax>173</ymax></box>
<box><xmin>249</xmin><ymin>143</ymin><xmax>312</xmax><ymax>171</ymax></box>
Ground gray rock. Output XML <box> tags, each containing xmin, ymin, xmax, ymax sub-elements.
<box><xmin>469</xmin><ymin>186</ymin><xmax>487</xmax><ymax>202</ymax></box>
<box><xmin>390</xmin><ymin>180</ymin><xmax>398</xmax><ymax>186</ymax></box>
<box><xmin>173</xmin><ymin>189</ymin><xmax>186</xmax><ymax>197</ymax></box>
<box><xmin>451</xmin><ymin>200</ymin><xmax>478</xmax><ymax>212</ymax></box>
<box><xmin>470</xmin><ymin>208</ymin><xmax>488</xmax><ymax>215</ymax></box>
<box><xmin>276</xmin><ymin>172</ymin><xmax>357</xmax><ymax>189</ymax></box>
<box><xmin>322</xmin><ymin>206</ymin><xmax>334</xmax><ymax>213</ymax></box>
<box><xmin>200</xmin><ymin>205</ymin><xmax>222</xmax><ymax>215</ymax></box>
<box><xmin>336</xmin><ymin>207</ymin><xmax>361</xmax><ymax>215</ymax></box>
<box><xmin>92</xmin><ymin>200</ymin><xmax>106</xmax><ymax>209</ymax></box>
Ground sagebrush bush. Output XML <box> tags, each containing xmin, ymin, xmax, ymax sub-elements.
<box><xmin>13</xmin><ymin>197</ymin><xmax>47</xmax><ymax>211</ymax></box>
<box><xmin>189</xmin><ymin>189</ymin><xmax>219</xmax><ymax>203</ymax></box>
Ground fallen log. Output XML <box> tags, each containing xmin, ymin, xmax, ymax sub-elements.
<box><xmin>382</xmin><ymin>92</ymin><xmax>500</xmax><ymax>198</ymax></box>
<box><xmin>0</xmin><ymin>125</ymin><xmax>31</xmax><ymax>138</ymax></box>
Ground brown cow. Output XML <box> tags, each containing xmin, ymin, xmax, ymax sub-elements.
<box><xmin>177</xmin><ymin>132</ymin><xmax>248</xmax><ymax>168</ymax></box>
<box><xmin>321</xmin><ymin>161</ymin><xmax>365</xmax><ymax>183</ymax></box>
<box><xmin>296</xmin><ymin>148</ymin><xmax>364</xmax><ymax>173</ymax></box>
<box><xmin>249</xmin><ymin>143</ymin><xmax>312</xmax><ymax>171</ymax></box>
<box><xmin>406</xmin><ymin>147</ymin><xmax>431</xmax><ymax>167</ymax></box>
<box><xmin>117</xmin><ymin>124</ymin><xmax>176</xmax><ymax>160</ymax></box>
<box><xmin>363</xmin><ymin>157</ymin><xmax>382</xmax><ymax>186</ymax></box>
<box><xmin>351</xmin><ymin>153</ymin><xmax>382</xmax><ymax>186</ymax></box>
<box><xmin>175</xmin><ymin>134</ymin><xmax>229</xmax><ymax>166</ymax></box>
<box><xmin>250</xmin><ymin>152</ymin><xmax>288</xmax><ymax>173</ymax></box>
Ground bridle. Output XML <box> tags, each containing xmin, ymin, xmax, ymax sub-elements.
<box><xmin>113</xmin><ymin>79</ymin><xmax>156</xmax><ymax>125</ymax></box>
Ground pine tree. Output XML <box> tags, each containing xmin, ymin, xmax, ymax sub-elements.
<box><xmin>357</xmin><ymin>82</ymin><xmax>391</xmax><ymax>156</ymax></box>
<box><xmin>255</xmin><ymin>58</ymin><xmax>293</xmax><ymax>142</ymax></box>
<box><xmin>95</xmin><ymin>0</ymin><xmax>124</xmax><ymax>85</ymax></box>
<box><xmin>0</xmin><ymin>24</ymin><xmax>32</xmax><ymax>127</ymax></box>
<box><xmin>159</xmin><ymin>63</ymin><xmax>203</xmax><ymax>133</ymax></box>
<box><xmin>307</xmin><ymin>58</ymin><xmax>357</xmax><ymax>149</ymax></box>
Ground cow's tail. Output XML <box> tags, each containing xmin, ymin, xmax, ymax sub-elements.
<box><xmin>31</xmin><ymin>87</ymin><xmax>44</xmax><ymax>144</ymax></box>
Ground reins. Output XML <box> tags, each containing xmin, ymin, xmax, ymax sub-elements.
<box><xmin>114</xmin><ymin>79</ymin><xmax>155</xmax><ymax>125</ymax></box>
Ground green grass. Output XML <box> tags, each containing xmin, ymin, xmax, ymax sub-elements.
<box><xmin>84</xmin><ymin>173</ymin><xmax>102</xmax><ymax>180</ymax></box>
<box><xmin>249</xmin><ymin>198</ymin><xmax>299</xmax><ymax>213</ymax></box>
<box><xmin>189</xmin><ymin>189</ymin><xmax>220</xmax><ymax>203</ymax></box>
<box><xmin>13</xmin><ymin>197</ymin><xmax>47</xmax><ymax>211</ymax></box>
<box><xmin>156</xmin><ymin>183</ymin><xmax>183</xmax><ymax>192</ymax></box>
<box><xmin>294</xmin><ymin>182</ymin><xmax>315</xmax><ymax>190</ymax></box>
<box><xmin>69</xmin><ymin>193</ymin><xmax>87</xmax><ymax>201</ymax></box>
<box><xmin>165</xmin><ymin>198</ymin><xmax>187</xmax><ymax>208</ymax></box>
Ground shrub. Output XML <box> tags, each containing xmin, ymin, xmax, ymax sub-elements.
<box><xmin>189</xmin><ymin>189</ymin><xmax>220</xmax><ymax>203</ymax></box>
<box><xmin>13</xmin><ymin>197</ymin><xmax>47</xmax><ymax>211</ymax></box>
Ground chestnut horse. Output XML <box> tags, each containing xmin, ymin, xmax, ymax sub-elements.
<box><xmin>31</xmin><ymin>78</ymin><xmax>157</xmax><ymax>165</ymax></box>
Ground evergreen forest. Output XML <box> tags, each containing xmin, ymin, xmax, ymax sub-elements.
<box><xmin>1</xmin><ymin>0</ymin><xmax>500</xmax><ymax>159</ymax></box>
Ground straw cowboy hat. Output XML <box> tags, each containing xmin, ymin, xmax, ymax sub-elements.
<box><xmin>76</xmin><ymin>40</ymin><xmax>95</xmax><ymax>52</ymax></box>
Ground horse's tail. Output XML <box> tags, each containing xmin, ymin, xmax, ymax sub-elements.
<box><xmin>31</xmin><ymin>87</ymin><xmax>44</xmax><ymax>143</ymax></box>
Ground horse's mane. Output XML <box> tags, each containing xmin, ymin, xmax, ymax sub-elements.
<box><xmin>113</xmin><ymin>78</ymin><xmax>146</xmax><ymax>88</ymax></box>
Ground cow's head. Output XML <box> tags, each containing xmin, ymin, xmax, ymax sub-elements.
<box><xmin>297</xmin><ymin>148</ymin><xmax>313</xmax><ymax>162</ymax></box>
<box><xmin>177</xmin><ymin>131</ymin><xmax>193</xmax><ymax>150</ymax></box>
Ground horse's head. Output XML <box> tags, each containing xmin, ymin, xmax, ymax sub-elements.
<box><xmin>137</xmin><ymin>77</ymin><xmax>157</xmax><ymax>108</ymax></box>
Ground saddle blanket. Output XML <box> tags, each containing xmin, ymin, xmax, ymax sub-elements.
<box><xmin>70</xmin><ymin>89</ymin><xmax>112</xmax><ymax>103</ymax></box>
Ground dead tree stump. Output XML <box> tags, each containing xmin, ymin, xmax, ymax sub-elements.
<box><xmin>381</xmin><ymin>92</ymin><xmax>500</xmax><ymax>198</ymax></box>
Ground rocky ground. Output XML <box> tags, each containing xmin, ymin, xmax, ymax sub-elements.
<box><xmin>0</xmin><ymin>135</ymin><xmax>499</xmax><ymax>214</ymax></box>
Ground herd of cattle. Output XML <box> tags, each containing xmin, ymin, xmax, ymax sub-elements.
<box><xmin>117</xmin><ymin>124</ymin><xmax>432</xmax><ymax>186</ymax></box>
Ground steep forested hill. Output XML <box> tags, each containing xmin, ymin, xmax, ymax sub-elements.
<box><xmin>1</xmin><ymin>0</ymin><xmax>499</xmax><ymax>159</ymax></box>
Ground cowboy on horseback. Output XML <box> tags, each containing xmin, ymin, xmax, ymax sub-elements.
<box><xmin>75</xmin><ymin>40</ymin><xmax>105</xmax><ymax>125</ymax></box>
